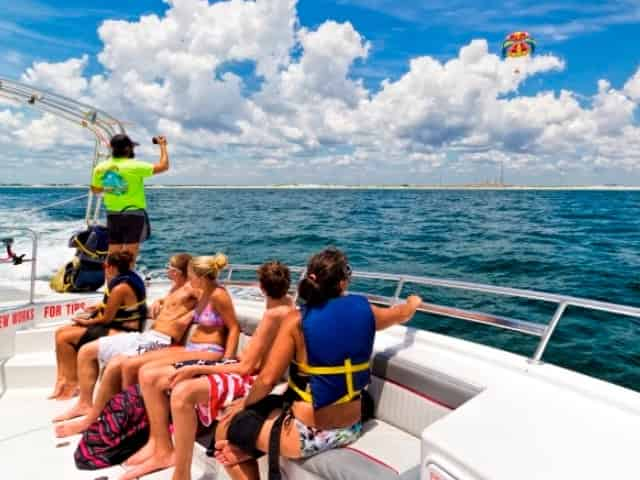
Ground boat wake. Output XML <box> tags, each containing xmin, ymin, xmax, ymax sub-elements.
<box><xmin>0</xmin><ymin>208</ymin><xmax>84</xmax><ymax>286</ymax></box>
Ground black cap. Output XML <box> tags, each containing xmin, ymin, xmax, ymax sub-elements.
<box><xmin>110</xmin><ymin>134</ymin><xmax>139</xmax><ymax>150</ymax></box>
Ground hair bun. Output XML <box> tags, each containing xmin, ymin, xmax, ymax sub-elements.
<box><xmin>210</xmin><ymin>253</ymin><xmax>228</xmax><ymax>271</ymax></box>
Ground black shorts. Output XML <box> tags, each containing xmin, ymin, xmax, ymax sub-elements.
<box><xmin>106</xmin><ymin>210</ymin><xmax>150</xmax><ymax>244</ymax></box>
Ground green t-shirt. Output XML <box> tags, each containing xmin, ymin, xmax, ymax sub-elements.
<box><xmin>91</xmin><ymin>157</ymin><xmax>154</xmax><ymax>212</ymax></box>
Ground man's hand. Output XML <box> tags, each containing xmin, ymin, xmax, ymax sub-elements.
<box><xmin>169</xmin><ymin>365</ymin><xmax>204</xmax><ymax>389</ymax></box>
<box><xmin>73</xmin><ymin>316</ymin><xmax>92</xmax><ymax>326</ymax></box>
<box><xmin>219</xmin><ymin>398</ymin><xmax>246</xmax><ymax>424</ymax></box>
<box><xmin>406</xmin><ymin>294</ymin><xmax>423</xmax><ymax>311</ymax></box>
<box><xmin>152</xmin><ymin>136</ymin><xmax>169</xmax><ymax>174</ymax></box>
<box><xmin>150</xmin><ymin>299</ymin><xmax>163</xmax><ymax>319</ymax></box>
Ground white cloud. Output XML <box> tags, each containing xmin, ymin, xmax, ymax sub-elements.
<box><xmin>623</xmin><ymin>67</ymin><xmax>640</xmax><ymax>102</ymax></box>
<box><xmin>21</xmin><ymin>55</ymin><xmax>89</xmax><ymax>98</ymax></box>
<box><xmin>1</xmin><ymin>0</ymin><xmax>640</xmax><ymax>185</ymax></box>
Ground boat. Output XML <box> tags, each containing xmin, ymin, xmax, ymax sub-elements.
<box><xmin>2</xmin><ymin>79</ymin><xmax>640</xmax><ymax>480</ymax></box>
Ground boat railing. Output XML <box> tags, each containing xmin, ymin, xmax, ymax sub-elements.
<box><xmin>224</xmin><ymin>264</ymin><xmax>640</xmax><ymax>363</ymax></box>
<box><xmin>3</xmin><ymin>252</ymin><xmax>640</xmax><ymax>363</ymax></box>
<box><xmin>0</xmin><ymin>228</ymin><xmax>38</xmax><ymax>305</ymax></box>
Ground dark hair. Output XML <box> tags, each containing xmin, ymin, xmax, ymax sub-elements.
<box><xmin>258</xmin><ymin>261</ymin><xmax>291</xmax><ymax>299</ymax></box>
<box><xmin>170</xmin><ymin>253</ymin><xmax>192</xmax><ymax>276</ymax></box>
<box><xmin>298</xmin><ymin>248</ymin><xmax>350</xmax><ymax>306</ymax></box>
<box><xmin>110</xmin><ymin>134</ymin><xmax>136</xmax><ymax>159</ymax></box>
<box><xmin>105</xmin><ymin>251</ymin><xmax>134</xmax><ymax>274</ymax></box>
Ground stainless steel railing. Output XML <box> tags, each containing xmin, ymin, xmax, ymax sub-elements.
<box><xmin>0</xmin><ymin>77</ymin><xmax>124</xmax><ymax>226</ymax></box>
<box><xmin>0</xmin><ymin>228</ymin><xmax>38</xmax><ymax>304</ymax></box>
<box><xmin>223</xmin><ymin>264</ymin><xmax>640</xmax><ymax>363</ymax></box>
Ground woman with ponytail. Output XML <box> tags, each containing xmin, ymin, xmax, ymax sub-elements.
<box><xmin>213</xmin><ymin>248</ymin><xmax>423</xmax><ymax>480</ymax></box>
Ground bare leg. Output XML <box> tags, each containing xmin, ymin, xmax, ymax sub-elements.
<box><xmin>55</xmin><ymin>355</ymin><xmax>127</xmax><ymax>437</ymax></box>
<box><xmin>122</xmin><ymin>350</ymin><xmax>225</xmax><ymax>467</ymax></box>
<box><xmin>215</xmin><ymin>409</ymin><xmax>302</xmax><ymax>480</ymax></box>
<box><xmin>122</xmin><ymin>242</ymin><xmax>140</xmax><ymax>266</ymax></box>
<box><xmin>50</xmin><ymin>327</ymin><xmax>68</xmax><ymax>399</ymax></box>
<box><xmin>122</xmin><ymin>348</ymin><xmax>227</xmax><ymax>388</ymax></box>
<box><xmin>123</xmin><ymin>363</ymin><xmax>176</xmax><ymax>468</ymax></box>
<box><xmin>50</xmin><ymin>325</ymin><xmax>86</xmax><ymax>400</ymax></box>
<box><xmin>170</xmin><ymin>377</ymin><xmax>211</xmax><ymax>480</ymax></box>
<box><xmin>119</xmin><ymin>364</ymin><xmax>178</xmax><ymax>479</ymax></box>
<box><xmin>121</xmin><ymin>348</ymin><xmax>179</xmax><ymax>388</ymax></box>
<box><xmin>53</xmin><ymin>340</ymin><xmax>100</xmax><ymax>422</ymax></box>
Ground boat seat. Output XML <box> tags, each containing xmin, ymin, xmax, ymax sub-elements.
<box><xmin>283</xmin><ymin>419</ymin><xmax>420</xmax><ymax>479</ymax></box>
<box><xmin>281</xmin><ymin>351</ymin><xmax>480</xmax><ymax>479</ymax></box>
<box><xmin>224</xmin><ymin>300</ymin><xmax>481</xmax><ymax>479</ymax></box>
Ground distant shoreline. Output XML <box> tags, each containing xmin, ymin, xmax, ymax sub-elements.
<box><xmin>2</xmin><ymin>184</ymin><xmax>640</xmax><ymax>191</ymax></box>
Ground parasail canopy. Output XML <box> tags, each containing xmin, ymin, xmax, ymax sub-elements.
<box><xmin>502</xmin><ymin>31</ymin><xmax>536</xmax><ymax>59</ymax></box>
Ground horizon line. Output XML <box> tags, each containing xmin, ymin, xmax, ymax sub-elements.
<box><xmin>2</xmin><ymin>183</ymin><xmax>640</xmax><ymax>190</ymax></box>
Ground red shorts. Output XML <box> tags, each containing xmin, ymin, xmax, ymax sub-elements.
<box><xmin>196</xmin><ymin>373</ymin><xmax>256</xmax><ymax>426</ymax></box>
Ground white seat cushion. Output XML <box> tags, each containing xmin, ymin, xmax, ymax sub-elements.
<box><xmin>284</xmin><ymin>420</ymin><xmax>421</xmax><ymax>479</ymax></box>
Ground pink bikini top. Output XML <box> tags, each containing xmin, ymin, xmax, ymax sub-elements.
<box><xmin>193</xmin><ymin>303</ymin><xmax>224</xmax><ymax>328</ymax></box>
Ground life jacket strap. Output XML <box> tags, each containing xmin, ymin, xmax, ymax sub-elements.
<box><xmin>73</xmin><ymin>238</ymin><xmax>108</xmax><ymax>259</ymax></box>
<box><xmin>296</xmin><ymin>359</ymin><xmax>369</xmax><ymax>376</ymax></box>
<box><xmin>287</xmin><ymin>378</ymin><xmax>313</xmax><ymax>402</ymax></box>
<box><xmin>290</xmin><ymin>358</ymin><xmax>370</xmax><ymax>405</ymax></box>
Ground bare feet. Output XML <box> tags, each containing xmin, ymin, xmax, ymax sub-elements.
<box><xmin>52</xmin><ymin>401</ymin><xmax>91</xmax><ymax>423</ymax></box>
<box><xmin>124</xmin><ymin>438</ymin><xmax>156</xmax><ymax>466</ymax></box>
<box><xmin>55</xmin><ymin>384</ymin><xmax>79</xmax><ymax>401</ymax></box>
<box><xmin>48</xmin><ymin>381</ymin><xmax>64</xmax><ymax>399</ymax></box>
<box><xmin>55</xmin><ymin>416</ymin><xmax>93</xmax><ymax>438</ymax></box>
<box><xmin>119</xmin><ymin>451</ymin><xmax>175</xmax><ymax>480</ymax></box>
<box><xmin>214</xmin><ymin>440</ymin><xmax>252</xmax><ymax>466</ymax></box>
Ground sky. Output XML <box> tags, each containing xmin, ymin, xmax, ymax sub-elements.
<box><xmin>1</xmin><ymin>0</ymin><xmax>640</xmax><ymax>185</ymax></box>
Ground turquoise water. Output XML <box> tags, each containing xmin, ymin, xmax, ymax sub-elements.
<box><xmin>1</xmin><ymin>187</ymin><xmax>640</xmax><ymax>391</ymax></box>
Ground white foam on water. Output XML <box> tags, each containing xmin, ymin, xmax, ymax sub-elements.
<box><xmin>0</xmin><ymin>208</ymin><xmax>83</xmax><ymax>287</ymax></box>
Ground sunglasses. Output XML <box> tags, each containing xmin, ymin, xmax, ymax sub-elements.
<box><xmin>344</xmin><ymin>263</ymin><xmax>352</xmax><ymax>279</ymax></box>
<box><xmin>166</xmin><ymin>263</ymin><xmax>182</xmax><ymax>273</ymax></box>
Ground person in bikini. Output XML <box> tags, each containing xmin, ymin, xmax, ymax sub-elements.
<box><xmin>213</xmin><ymin>248</ymin><xmax>423</xmax><ymax>480</ymax></box>
<box><xmin>109</xmin><ymin>252</ymin><xmax>242</xmax><ymax>391</ymax></box>
<box><xmin>53</xmin><ymin>253</ymin><xmax>239</xmax><ymax>427</ymax></box>
<box><xmin>53</xmin><ymin>253</ymin><xmax>197</xmax><ymax>432</ymax></box>
<box><xmin>119</xmin><ymin>261</ymin><xmax>294</xmax><ymax>480</ymax></box>
<box><xmin>49</xmin><ymin>251</ymin><xmax>146</xmax><ymax>400</ymax></box>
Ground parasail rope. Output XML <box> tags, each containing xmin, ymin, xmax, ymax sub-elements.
<box><xmin>23</xmin><ymin>193</ymin><xmax>89</xmax><ymax>215</ymax></box>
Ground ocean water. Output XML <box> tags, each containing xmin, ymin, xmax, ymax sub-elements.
<box><xmin>1</xmin><ymin>187</ymin><xmax>640</xmax><ymax>391</ymax></box>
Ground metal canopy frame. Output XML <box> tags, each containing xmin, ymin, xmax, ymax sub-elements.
<box><xmin>0</xmin><ymin>77</ymin><xmax>126</xmax><ymax>224</ymax></box>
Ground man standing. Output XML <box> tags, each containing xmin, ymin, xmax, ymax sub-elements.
<box><xmin>91</xmin><ymin>134</ymin><xmax>169</xmax><ymax>262</ymax></box>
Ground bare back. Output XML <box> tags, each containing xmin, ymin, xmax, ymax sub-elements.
<box><xmin>151</xmin><ymin>283</ymin><xmax>199</xmax><ymax>341</ymax></box>
<box><xmin>239</xmin><ymin>296</ymin><xmax>295</xmax><ymax>374</ymax></box>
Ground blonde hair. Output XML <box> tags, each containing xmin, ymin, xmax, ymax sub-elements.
<box><xmin>169</xmin><ymin>253</ymin><xmax>192</xmax><ymax>276</ymax></box>
<box><xmin>190</xmin><ymin>253</ymin><xmax>228</xmax><ymax>281</ymax></box>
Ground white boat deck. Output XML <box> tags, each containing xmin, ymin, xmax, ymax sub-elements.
<box><xmin>3</xmin><ymin>280</ymin><xmax>640</xmax><ymax>479</ymax></box>
<box><xmin>0</xmin><ymin>387</ymin><xmax>219</xmax><ymax>480</ymax></box>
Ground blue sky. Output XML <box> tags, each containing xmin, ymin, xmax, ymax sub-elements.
<box><xmin>3</xmin><ymin>1</ymin><xmax>639</xmax><ymax>96</ymax></box>
<box><xmin>1</xmin><ymin>0</ymin><xmax>640</xmax><ymax>185</ymax></box>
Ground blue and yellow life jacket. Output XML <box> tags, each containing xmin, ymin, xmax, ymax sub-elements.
<box><xmin>94</xmin><ymin>271</ymin><xmax>148</xmax><ymax>331</ymax></box>
<box><xmin>288</xmin><ymin>294</ymin><xmax>375</xmax><ymax>409</ymax></box>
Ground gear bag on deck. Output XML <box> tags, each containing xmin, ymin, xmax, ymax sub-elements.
<box><xmin>50</xmin><ymin>225</ymin><xmax>108</xmax><ymax>293</ymax></box>
<box><xmin>74</xmin><ymin>384</ymin><xmax>149</xmax><ymax>470</ymax></box>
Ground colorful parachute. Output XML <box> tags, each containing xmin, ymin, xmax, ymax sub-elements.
<box><xmin>501</xmin><ymin>31</ymin><xmax>536</xmax><ymax>59</ymax></box>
